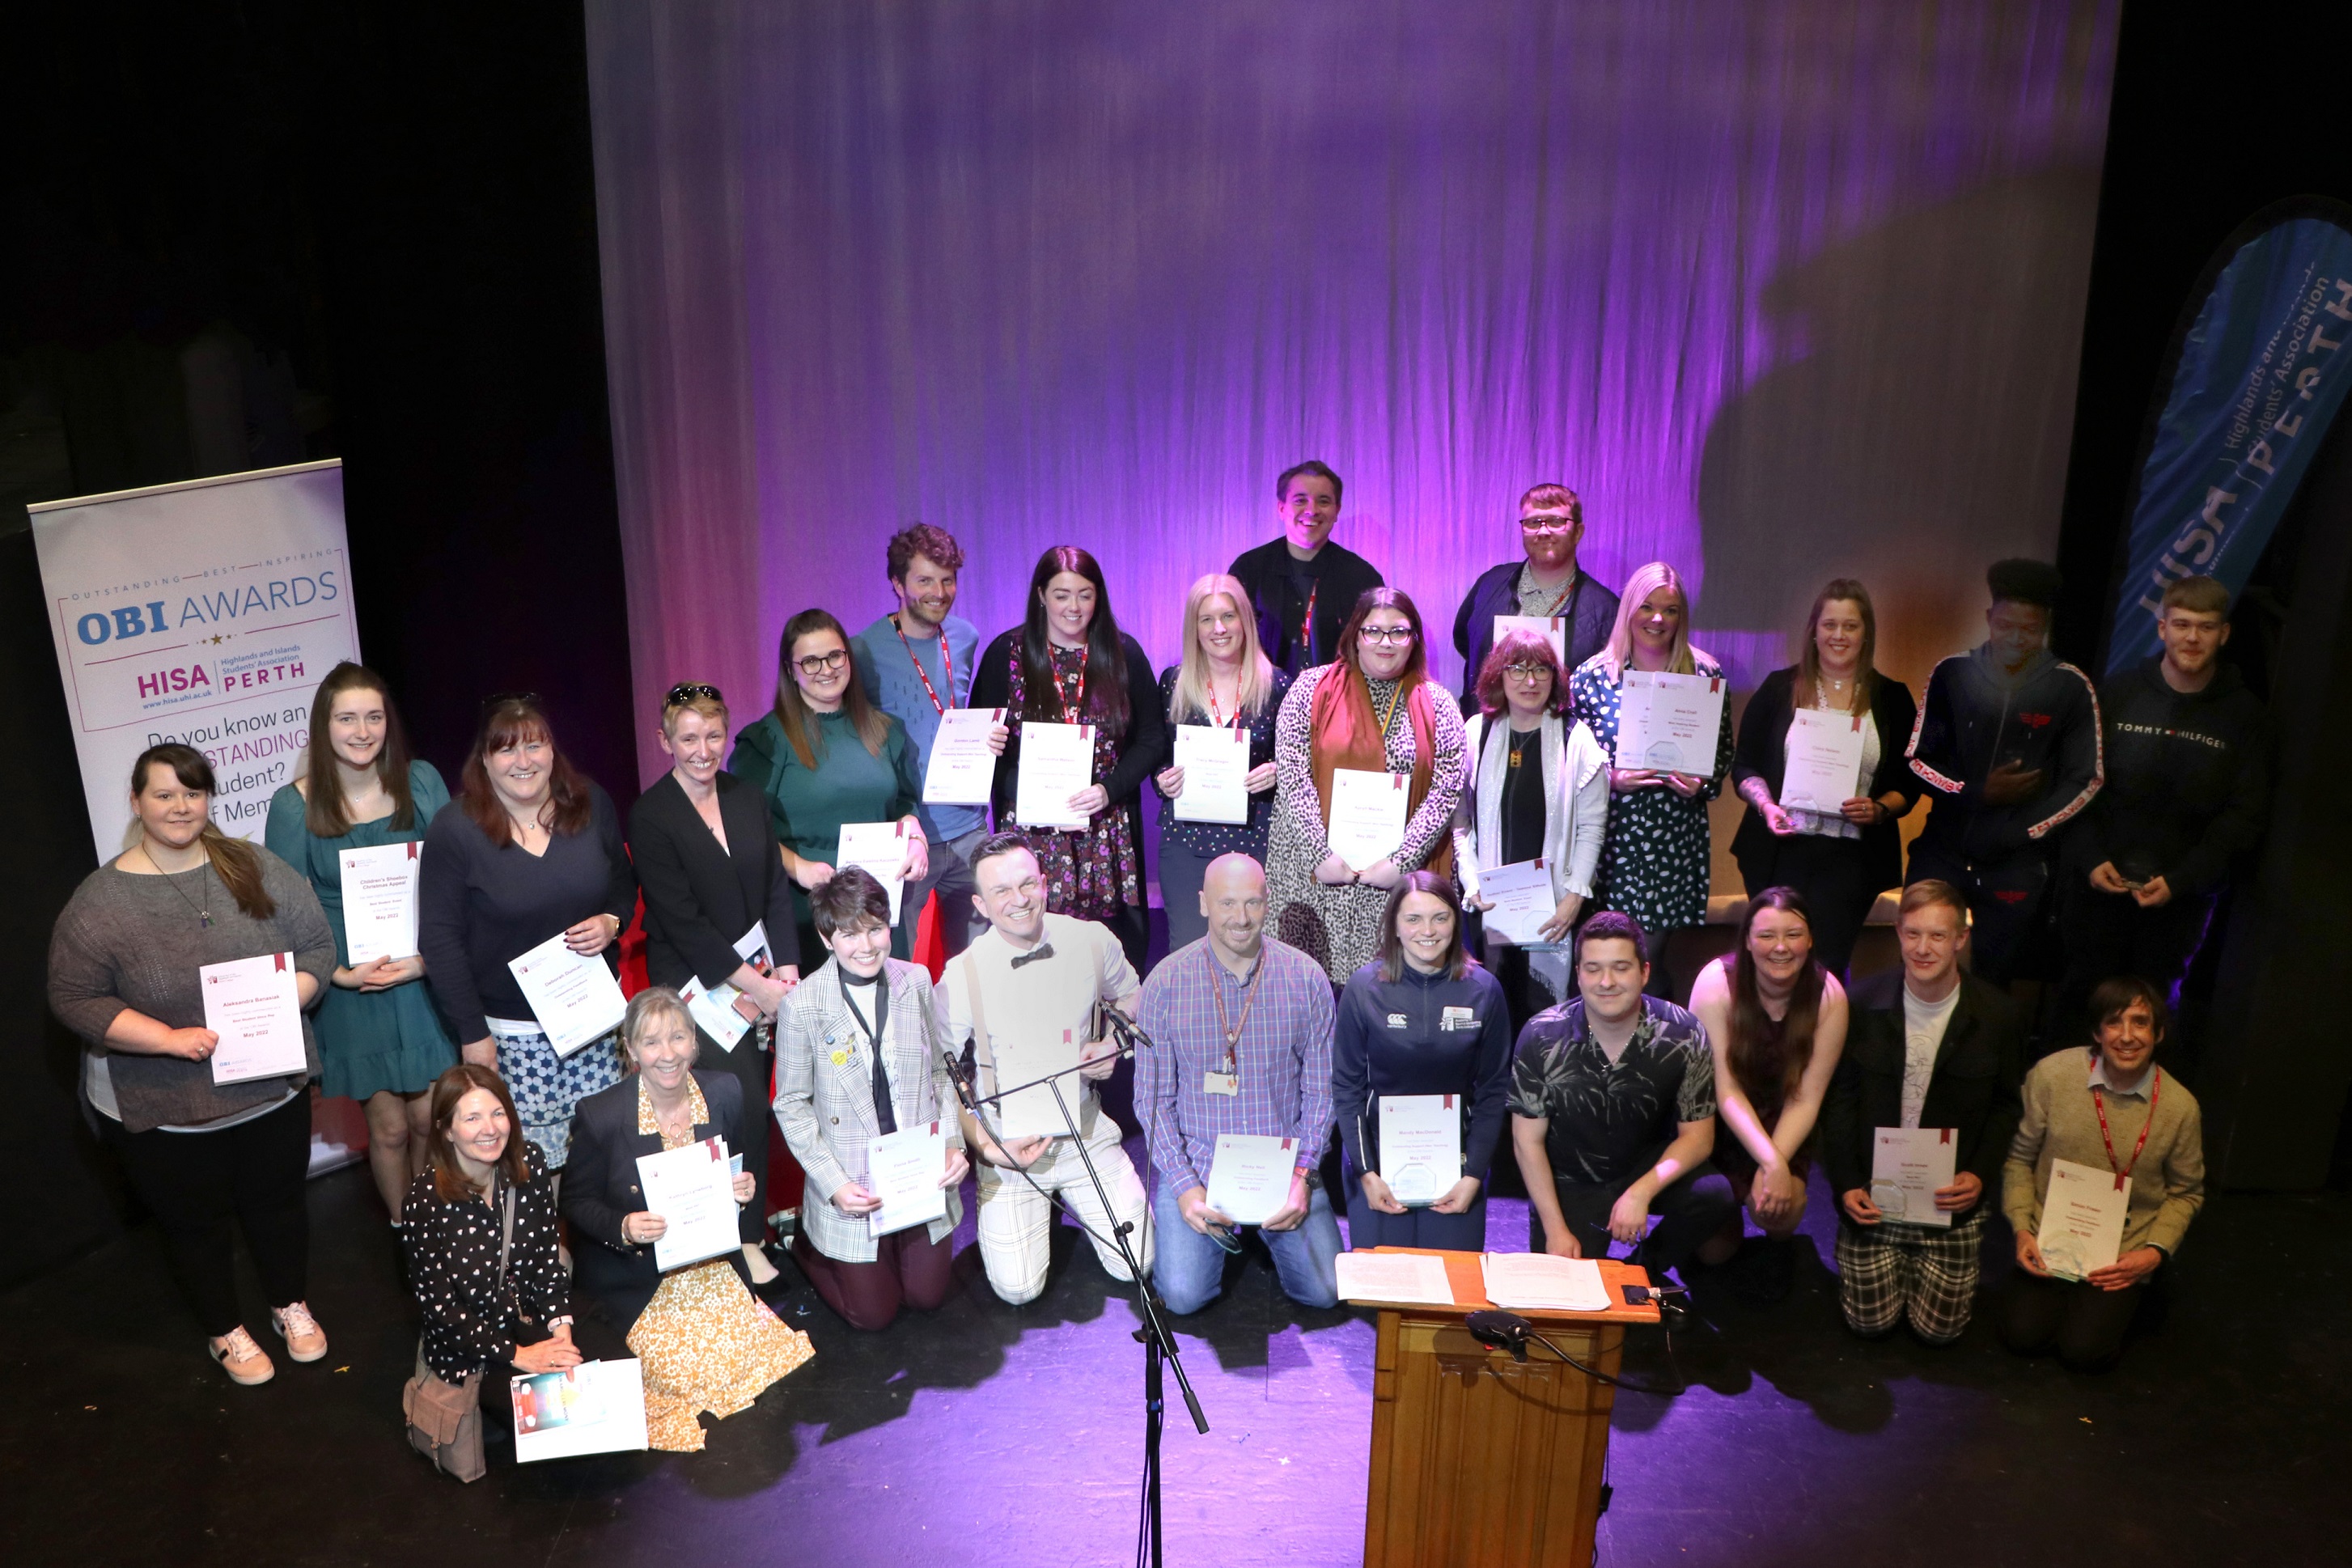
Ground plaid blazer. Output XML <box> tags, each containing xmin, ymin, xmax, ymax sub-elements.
<box><xmin>774</xmin><ymin>956</ymin><xmax>964</xmax><ymax>1262</ymax></box>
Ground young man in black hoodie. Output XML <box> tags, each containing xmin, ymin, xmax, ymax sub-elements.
<box><xmin>2055</xmin><ymin>574</ymin><xmax>2269</xmax><ymax>1041</ymax></box>
<box><xmin>1905</xmin><ymin>560</ymin><xmax>2103</xmax><ymax>986</ymax></box>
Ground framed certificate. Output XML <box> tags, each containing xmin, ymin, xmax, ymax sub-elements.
<box><xmin>922</xmin><ymin>707</ymin><xmax>1002</xmax><ymax>807</ymax></box>
<box><xmin>1205</xmin><ymin>1134</ymin><xmax>1296</xmax><ymax>1226</ymax></box>
<box><xmin>337</xmin><ymin>841</ymin><xmax>422</xmax><ymax>964</ymax></box>
<box><xmin>1170</xmin><ymin>723</ymin><xmax>1251</xmax><ymax>824</ymax></box>
<box><xmin>1617</xmin><ymin>670</ymin><xmax>1725</xmax><ymax>774</ymax></box>
<box><xmin>1781</xmin><ymin>708</ymin><xmax>1867</xmax><ymax>815</ymax></box>
<box><xmin>2036</xmin><ymin>1157</ymin><xmax>2128</xmax><ymax>1281</ymax></box>
<box><xmin>1014</xmin><ymin>722</ymin><xmax>1095</xmax><ymax>830</ymax></box>
<box><xmin>1870</xmin><ymin>1125</ymin><xmax>1956</xmax><ymax>1227</ymax></box>
<box><xmin>868</xmin><ymin>1121</ymin><xmax>951</xmax><ymax>1236</ymax></box>
<box><xmin>634</xmin><ymin>1136</ymin><xmax>740</xmax><ymax>1272</ymax></box>
<box><xmin>1378</xmin><ymin>1094</ymin><xmax>1461</xmax><ymax>1206</ymax></box>
<box><xmin>201</xmin><ymin>951</ymin><xmax>307</xmax><ymax>1085</ymax></box>
<box><xmin>1327</xmin><ymin>767</ymin><xmax>1409</xmax><ymax>869</ymax></box>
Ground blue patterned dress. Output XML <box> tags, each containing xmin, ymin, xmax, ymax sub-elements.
<box><xmin>1568</xmin><ymin>653</ymin><xmax>1735</xmax><ymax>936</ymax></box>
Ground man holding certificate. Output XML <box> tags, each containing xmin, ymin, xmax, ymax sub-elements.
<box><xmin>939</xmin><ymin>834</ymin><xmax>1153</xmax><ymax>1307</ymax></box>
<box><xmin>2000</xmin><ymin>977</ymin><xmax>2204</xmax><ymax>1374</ymax></box>
<box><xmin>1136</xmin><ymin>854</ymin><xmax>1340</xmax><ymax>1316</ymax></box>
<box><xmin>1819</xmin><ymin>880</ymin><xmax>2024</xmax><ymax>1345</ymax></box>
<box><xmin>1264</xmin><ymin>587</ymin><xmax>1466</xmax><ymax>983</ymax></box>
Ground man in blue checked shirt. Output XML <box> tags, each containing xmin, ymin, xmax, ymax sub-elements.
<box><xmin>1137</xmin><ymin>854</ymin><xmax>1341</xmax><ymax>1315</ymax></box>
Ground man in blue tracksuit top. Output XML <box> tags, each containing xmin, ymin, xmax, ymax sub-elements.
<box><xmin>1904</xmin><ymin>560</ymin><xmax>2103</xmax><ymax>987</ymax></box>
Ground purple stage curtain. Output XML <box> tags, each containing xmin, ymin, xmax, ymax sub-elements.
<box><xmin>586</xmin><ymin>2</ymin><xmax>2117</xmax><ymax>788</ymax></box>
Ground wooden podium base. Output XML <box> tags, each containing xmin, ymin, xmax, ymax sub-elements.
<box><xmin>1358</xmin><ymin>1250</ymin><xmax>1659</xmax><ymax>1568</ymax></box>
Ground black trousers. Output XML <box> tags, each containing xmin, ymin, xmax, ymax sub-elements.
<box><xmin>1534</xmin><ymin>1162</ymin><xmax>1737</xmax><ymax>1276</ymax></box>
<box><xmin>104</xmin><ymin>1093</ymin><xmax>311</xmax><ymax>1337</ymax></box>
<box><xmin>1745</xmin><ymin>831</ymin><xmax>1879</xmax><ymax>980</ymax></box>
<box><xmin>2053</xmin><ymin>880</ymin><xmax>2217</xmax><ymax>1045</ymax></box>
<box><xmin>1998</xmin><ymin>1269</ymin><xmax>2151</xmax><ymax>1373</ymax></box>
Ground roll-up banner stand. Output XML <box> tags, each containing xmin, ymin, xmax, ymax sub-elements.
<box><xmin>31</xmin><ymin>460</ymin><xmax>370</xmax><ymax>1173</ymax></box>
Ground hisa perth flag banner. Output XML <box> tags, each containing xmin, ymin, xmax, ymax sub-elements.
<box><xmin>32</xmin><ymin>460</ymin><xmax>358</xmax><ymax>862</ymax></box>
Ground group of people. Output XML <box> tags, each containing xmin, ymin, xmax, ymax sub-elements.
<box><xmin>44</xmin><ymin>460</ymin><xmax>2259</xmax><ymax>1451</ymax></box>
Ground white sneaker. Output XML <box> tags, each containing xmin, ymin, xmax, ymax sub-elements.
<box><xmin>270</xmin><ymin>1301</ymin><xmax>328</xmax><ymax>1362</ymax></box>
<box><xmin>210</xmin><ymin>1326</ymin><xmax>276</xmax><ymax>1386</ymax></box>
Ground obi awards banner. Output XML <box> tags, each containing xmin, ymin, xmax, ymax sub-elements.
<box><xmin>31</xmin><ymin>460</ymin><xmax>358</xmax><ymax>864</ymax></box>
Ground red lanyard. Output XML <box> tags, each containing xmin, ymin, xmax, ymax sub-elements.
<box><xmin>2089</xmin><ymin>1050</ymin><xmax>2160</xmax><ymax>1186</ymax></box>
<box><xmin>1055</xmin><ymin>655</ymin><xmax>1087</xmax><ymax>724</ymax></box>
<box><xmin>1209</xmin><ymin>949</ymin><xmax>1266</xmax><ymax>1073</ymax></box>
<box><xmin>1300</xmin><ymin>581</ymin><xmax>1317</xmax><ymax>660</ymax></box>
<box><xmin>1206</xmin><ymin>680</ymin><xmax>1238</xmax><ymax>728</ymax></box>
<box><xmin>895</xmin><ymin>617</ymin><xmax>953</xmax><ymax>717</ymax></box>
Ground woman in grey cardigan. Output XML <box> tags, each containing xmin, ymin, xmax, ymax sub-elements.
<box><xmin>48</xmin><ymin>744</ymin><xmax>336</xmax><ymax>1388</ymax></box>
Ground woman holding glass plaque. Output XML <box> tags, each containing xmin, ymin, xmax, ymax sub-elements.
<box><xmin>1265</xmin><ymin>587</ymin><xmax>1466</xmax><ymax>984</ymax></box>
<box><xmin>266</xmin><ymin>662</ymin><xmax>456</xmax><ymax>1223</ymax></box>
<box><xmin>1330</xmin><ymin>874</ymin><xmax>1513</xmax><ymax>1251</ymax></box>
<box><xmin>1569</xmin><ymin>562</ymin><xmax>1733</xmax><ymax>974</ymax></box>
<box><xmin>1152</xmin><ymin>572</ymin><xmax>1290</xmax><ymax>956</ymax></box>
<box><xmin>969</xmin><ymin>545</ymin><xmax>1169</xmax><ymax>976</ymax></box>
<box><xmin>1729</xmin><ymin>579</ymin><xmax>1920</xmax><ymax>978</ymax></box>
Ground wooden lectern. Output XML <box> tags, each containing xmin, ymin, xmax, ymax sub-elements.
<box><xmin>1355</xmin><ymin>1248</ymin><xmax>1661</xmax><ymax>1568</ymax></box>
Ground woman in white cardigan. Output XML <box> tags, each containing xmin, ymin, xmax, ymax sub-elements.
<box><xmin>773</xmin><ymin>867</ymin><xmax>968</xmax><ymax>1331</ymax></box>
<box><xmin>1452</xmin><ymin>629</ymin><xmax>1608</xmax><ymax>1031</ymax></box>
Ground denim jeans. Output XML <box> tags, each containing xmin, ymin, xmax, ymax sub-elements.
<box><xmin>1151</xmin><ymin>1181</ymin><xmax>1343</xmax><ymax>1315</ymax></box>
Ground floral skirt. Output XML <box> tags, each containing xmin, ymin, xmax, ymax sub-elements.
<box><xmin>625</xmin><ymin>1258</ymin><xmax>815</xmax><ymax>1451</ymax></box>
<box><xmin>1018</xmin><ymin>803</ymin><xmax>1142</xmax><ymax>922</ymax></box>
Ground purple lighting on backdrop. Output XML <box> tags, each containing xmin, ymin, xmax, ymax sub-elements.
<box><xmin>588</xmin><ymin>0</ymin><xmax>2116</xmax><ymax>788</ymax></box>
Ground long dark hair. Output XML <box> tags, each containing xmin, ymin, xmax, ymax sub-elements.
<box><xmin>1375</xmin><ymin>870</ymin><xmax>1471</xmax><ymax>983</ymax></box>
<box><xmin>129</xmin><ymin>745</ymin><xmax>276</xmax><ymax>919</ymax></box>
<box><xmin>1333</xmin><ymin>587</ymin><xmax>1430</xmax><ymax>690</ymax></box>
<box><xmin>424</xmin><ymin>1063</ymin><xmax>530</xmax><ymax>1202</ymax></box>
<box><xmin>1727</xmin><ymin>887</ymin><xmax>1824</xmax><ymax>1100</ymax></box>
<box><xmin>300</xmin><ymin>662</ymin><xmax>417</xmax><ymax>837</ymax></box>
<box><xmin>772</xmin><ymin>608</ymin><xmax>890</xmax><ymax>769</ymax></box>
<box><xmin>1018</xmin><ymin>545</ymin><xmax>1130</xmax><ymax>731</ymax></box>
<box><xmin>460</xmin><ymin>696</ymin><xmax>595</xmax><ymax>845</ymax></box>
<box><xmin>1795</xmin><ymin>578</ymin><xmax>1879</xmax><ymax>713</ymax></box>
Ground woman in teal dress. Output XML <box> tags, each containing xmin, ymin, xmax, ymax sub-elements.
<box><xmin>731</xmin><ymin>608</ymin><xmax>930</xmax><ymax>964</ymax></box>
<box><xmin>265</xmin><ymin>662</ymin><xmax>457</xmax><ymax>1222</ymax></box>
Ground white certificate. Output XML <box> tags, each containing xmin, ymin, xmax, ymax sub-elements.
<box><xmin>506</xmin><ymin>932</ymin><xmax>628</xmax><ymax>1058</ymax></box>
<box><xmin>1205</xmin><ymin>1133</ymin><xmax>1298</xmax><ymax>1227</ymax></box>
<box><xmin>676</xmin><ymin>922</ymin><xmax>774</xmax><ymax>1053</ymax></box>
<box><xmin>2036</xmin><ymin>1157</ymin><xmax>2129</xmax><ymax>1282</ymax></box>
<box><xmin>1378</xmin><ymin>1094</ymin><xmax>1462</xmax><ymax>1206</ymax></box>
<box><xmin>511</xmin><ymin>1359</ymin><xmax>651</xmax><ymax>1463</ymax></box>
<box><xmin>1477</xmin><ymin>858</ymin><xmax>1556</xmax><ymax>946</ymax></box>
<box><xmin>1480</xmin><ymin>1251</ymin><xmax>1610</xmax><ymax>1312</ymax></box>
<box><xmin>635</xmin><ymin>1135</ymin><xmax>740</xmax><ymax>1272</ymax></box>
<box><xmin>1781</xmin><ymin>708</ymin><xmax>1868</xmax><ymax>815</ymax></box>
<box><xmin>868</xmin><ymin>1120</ymin><xmax>951</xmax><ymax>1237</ymax></box>
<box><xmin>1170</xmin><ymin>723</ymin><xmax>1250</xmax><ymax>825</ymax></box>
<box><xmin>922</xmin><ymin>706</ymin><xmax>1003</xmax><ymax>807</ymax></box>
<box><xmin>1335</xmin><ymin>1251</ymin><xmax>1456</xmax><ymax>1307</ymax></box>
<box><xmin>1491</xmin><ymin>613</ymin><xmax>1567</xmax><ymax>669</ymax></box>
<box><xmin>1014</xmin><ymin>721</ymin><xmax>1095</xmax><ymax>830</ymax></box>
<box><xmin>1327</xmin><ymin>767</ymin><xmax>1410</xmax><ymax>870</ymax></box>
<box><xmin>1616</xmin><ymin>669</ymin><xmax>1725</xmax><ymax>775</ymax></box>
<box><xmin>337</xmin><ymin>841</ymin><xmax>422</xmax><ymax>964</ymax></box>
<box><xmin>201</xmin><ymin>951</ymin><xmax>307</xmax><ymax>1085</ymax></box>
<box><xmin>1870</xmin><ymin>1125</ymin><xmax>1957</xmax><ymax>1227</ymax></box>
<box><xmin>994</xmin><ymin>1024</ymin><xmax>1084</xmax><ymax>1142</ymax></box>
<box><xmin>837</xmin><ymin>820</ymin><xmax>910</xmax><ymax>923</ymax></box>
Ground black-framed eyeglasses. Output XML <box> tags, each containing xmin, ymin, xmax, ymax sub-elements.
<box><xmin>665</xmin><ymin>682</ymin><xmax>724</xmax><ymax>706</ymax></box>
<box><xmin>795</xmin><ymin>650</ymin><xmax>850</xmax><ymax>676</ymax></box>
<box><xmin>481</xmin><ymin>689</ymin><xmax>540</xmax><ymax>712</ymax></box>
<box><xmin>1358</xmin><ymin>625</ymin><xmax>1416</xmax><ymax>646</ymax></box>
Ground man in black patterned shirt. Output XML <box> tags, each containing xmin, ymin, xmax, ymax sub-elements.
<box><xmin>1508</xmin><ymin>912</ymin><xmax>1734</xmax><ymax>1278</ymax></box>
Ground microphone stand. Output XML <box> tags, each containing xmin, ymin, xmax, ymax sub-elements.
<box><xmin>949</xmin><ymin>1015</ymin><xmax>1208</xmax><ymax>1568</ymax></box>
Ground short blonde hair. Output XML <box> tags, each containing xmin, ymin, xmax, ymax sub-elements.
<box><xmin>660</xmin><ymin>682</ymin><xmax>729</xmax><ymax>736</ymax></box>
<box><xmin>621</xmin><ymin>986</ymin><xmax>698</xmax><ymax>1066</ymax></box>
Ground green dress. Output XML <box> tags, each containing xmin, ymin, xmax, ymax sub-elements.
<box><xmin>265</xmin><ymin>761</ymin><xmax>459</xmax><ymax>1100</ymax></box>
<box><xmin>731</xmin><ymin>709</ymin><xmax>922</xmax><ymax>961</ymax></box>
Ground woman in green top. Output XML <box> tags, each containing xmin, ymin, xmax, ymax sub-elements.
<box><xmin>265</xmin><ymin>662</ymin><xmax>457</xmax><ymax>1220</ymax></box>
<box><xmin>732</xmin><ymin>608</ymin><xmax>930</xmax><ymax>964</ymax></box>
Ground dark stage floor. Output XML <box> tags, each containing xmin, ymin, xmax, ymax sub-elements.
<box><xmin>5</xmin><ymin>1147</ymin><xmax>2343</xmax><ymax>1568</ymax></box>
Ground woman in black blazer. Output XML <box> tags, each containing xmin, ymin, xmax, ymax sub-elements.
<box><xmin>628</xmin><ymin>683</ymin><xmax>801</xmax><ymax>1286</ymax></box>
<box><xmin>1730</xmin><ymin>580</ymin><xmax>1921</xmax><ymax>977</ymax></box>
<box><xmin>559</xmin><ymin>988</ymin><xmax>812</xmax><ymax>1451</ymax></box>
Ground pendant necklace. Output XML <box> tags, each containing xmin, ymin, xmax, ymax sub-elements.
<box><xmin>143</xmin><ymin>842</ymin><xmax>215</xmax><ymax>928</ymax></box>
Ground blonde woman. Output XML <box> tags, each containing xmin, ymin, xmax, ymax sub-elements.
<box><xmin>1567</xmin><ymin>562</ymin><xmax>1734</xmax><ymax>951</ymax></box>
<box><xmin>1151</xmin><ymin>572</ymin><xmax>1292</xmax><ymax>954</ymax></box>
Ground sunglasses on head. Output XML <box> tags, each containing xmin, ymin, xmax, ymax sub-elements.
<box><xmin>665</xmin><ymin>682</ymin><xmax>724</xmax><ymax>706</ymax></box>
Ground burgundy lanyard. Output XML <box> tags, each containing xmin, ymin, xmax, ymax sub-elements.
<box><xmin>895</xmin><ymin>619</ymin><xmax>953</xmax><ymax>716</ymax></box>
<box><xmin>2088</xmin><ymin>1049</ymin><xmax>2160</xmax><ymax>1187</ymax></box>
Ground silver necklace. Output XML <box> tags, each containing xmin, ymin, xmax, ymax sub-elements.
<box><xmin>142</xmin><ymin>843</ymin><xmax>214</xmax><ymax>927</ymax></box>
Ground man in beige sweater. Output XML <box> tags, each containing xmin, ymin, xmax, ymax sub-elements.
<box><xmin>2000</xmin><ymin>976</ymin><xmax>2204</xmax><ymax>1372</ymax></box>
